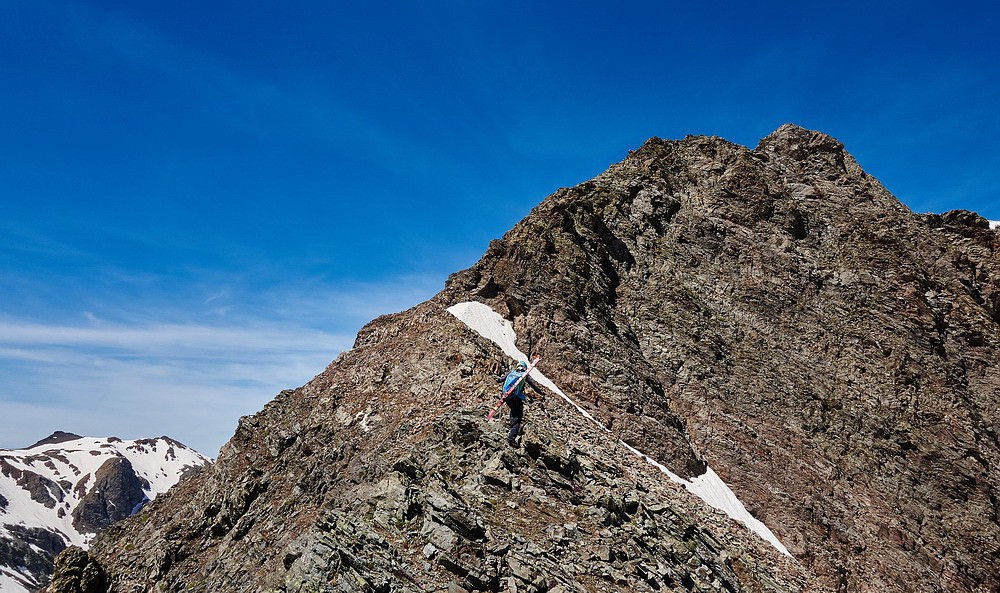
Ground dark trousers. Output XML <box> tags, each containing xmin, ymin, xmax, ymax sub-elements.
<box><xmin>506</xmin><ymin>397</ymin><xmax>524</xmax><ymax>445</ymax></box>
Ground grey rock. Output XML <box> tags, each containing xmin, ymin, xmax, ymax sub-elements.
<box><xmin>71</xmin><ymin>458</ymin><xmax>148</xmax><ymax>535</ymax></box>
<box><xmin>45</xmin><ymin>546</ymin><xmax>105</xmax><ymax>593</ymax></box>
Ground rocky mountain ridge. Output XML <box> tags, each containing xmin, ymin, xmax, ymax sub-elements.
<box><xmin>0</xmin><ymin>433</ymin><xmax>210</xmax><ymax>592</ymax></box>
<box><xmin>48</xmin><ymin>124</ymin><xmax>1000</xmax><ymax>592</ymax></box>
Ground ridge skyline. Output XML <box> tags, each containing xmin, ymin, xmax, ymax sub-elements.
<box><xmin>2</xmin><ymin>122</ymin><xmax>997</xmax><ymax>457</ymax></box>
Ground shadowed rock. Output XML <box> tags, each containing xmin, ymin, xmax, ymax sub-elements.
<box><xmin>71</xmin><ymin>458</ymin><xmax>149</xmax><ymax>535</ymax></box>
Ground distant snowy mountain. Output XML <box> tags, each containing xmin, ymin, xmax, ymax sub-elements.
<box><xmin>0</xmin><ymin>432</ymin><xmax>209</xmax><ymax>592</ymax></box>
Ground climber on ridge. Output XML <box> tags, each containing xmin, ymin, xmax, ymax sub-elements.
<box><xmin>502</xmin><ymin>360</ymin><xmax>545</xmax><ymax>447</ymax></box>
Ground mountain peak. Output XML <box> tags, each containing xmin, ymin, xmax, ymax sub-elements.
<box><xmin>754</xmin><ymin>124</ymin><xmax>845</xmax><ymax>162</ymax></box>
<box><xmin>758</xmin><ymin>122</ymin><xmax>841</xmax><ymax>147</ymax></box>
<box><xmin>48</xmin><ymin>128</ymin><xmax>1000</xmax><ymax>593</ymax></box>
<box><xmin>25</xmin><ymin>431</ymin><xmax>83</xmax><ymax>449</ymax></box>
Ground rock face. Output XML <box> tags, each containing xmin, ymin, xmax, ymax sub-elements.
<box><xmin>0</xmin><ymin>435</ymin><xmax>210</xmax><ymax>592</ymax></box>
<box><xmin>46</xmin><ymin>546</ymin><xmax>107</xmax><ymax>593</ymax></box>
<box><xmin>49</xmin><ymin>125</ymin><xmax>1000</xmax><ymax>592</ymax></box>
<box><xmin>71</xmin><ymin>458</ymin><xmax>149</xmax><ymax>535</ymax></box>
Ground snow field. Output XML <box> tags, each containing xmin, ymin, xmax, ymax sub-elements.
<box><xmin>447</xmin><ymin>301</ymin><xmax>792</xmax><ymax>557</ymax></box>
<box><xmin>1</xmin><ymin>570</ymin><xmax>30</xmax><ymax>593</ymax></box>
<box><xmin>0</xmin><ymin>437</ymin><xmax>209</xmax><ymax>547</ymax></box>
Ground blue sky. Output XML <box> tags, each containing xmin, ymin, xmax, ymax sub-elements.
<box><xmin>2</xmin><ymin>1</ymin><xmax>998</xmax><ymax>456</ymax></box>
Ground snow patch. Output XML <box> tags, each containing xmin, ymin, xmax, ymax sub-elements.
<box><xmin>355</xmin><ymin>405</ymin><xmax>380</xmax><ymax>433</ymax></box>
<box><xmin>448</xmin><ymin>300</ymin><xmax>792</xmax><ymax>557</ymax></box>
<box><xmin>0</xmin><ymin>568</ymin><xmax>31</xmax><ymax>593</ymax></box>
<box><xmin>990</xmin><ymin>220</ymin><xmax>1000</xmax><ymax>230</ymax></box>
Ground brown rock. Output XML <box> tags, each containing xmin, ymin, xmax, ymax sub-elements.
<box><xmin>45</xmin><ymin>546</ymin><xmax>105</xmax><ymax>593</ymax></box>
<box><xmin>59</xmin><ymin>124</ymin><xmax>1000</xmax><ymax>593</ymax></box>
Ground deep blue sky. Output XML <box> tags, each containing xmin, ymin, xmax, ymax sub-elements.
<box><xmin>2</xmin><ymin>1</ymin><xmax>998</xmax><ymax>455</ymax></box>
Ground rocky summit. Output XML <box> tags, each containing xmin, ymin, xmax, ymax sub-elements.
<box><xmin>48</xmin><ymin>125</ymin><xmax>999</xmax><ymax>593</ymax></box>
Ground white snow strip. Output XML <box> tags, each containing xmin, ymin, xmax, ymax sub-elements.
<box><xmin>446</xmin><ymin>302</ymin><xmax>601</xmax><ymax>423</ymax></box>
<box><xmin>447</xmin><ymin>301</ymin><xmax>792</xmax><ymax>557</ymax></box>
<box><xmin>990</xmin><ymin>220</ymin><xmax>999</xmax><ymax>230</ymax></box>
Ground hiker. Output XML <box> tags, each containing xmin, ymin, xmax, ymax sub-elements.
<box><xmin>503</xmin><ymin>360</ymin><xmax>544</xmax><ymax>447</ymax></box>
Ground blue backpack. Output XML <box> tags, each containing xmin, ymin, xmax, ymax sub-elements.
<box><xmin>503</xmin><ymin>369</ymin><xmax>527</xmax><ymax>400</ymax></box>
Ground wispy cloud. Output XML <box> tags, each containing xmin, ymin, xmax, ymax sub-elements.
<box><xmin>0</xmin><ymin>319</ymin><xmax>349</xmax><ymax>457</ymax></box>
<box><xmin>0</xmin><ymin>320</ymin><xmax>344</xmax><ymax>352</ymax></box>
<box><xmin>0</xmin><ymin>274</ymin><xmax>445</xmax><ymax>457</ymax></box>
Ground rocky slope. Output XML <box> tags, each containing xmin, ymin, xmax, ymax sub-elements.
<box><xmin>0</xmin><ymin>433</ymin><xmax>209</xmax><ymax>592</ymax></box>
<box><xmin>48</xmin><ymin>125</ymin><xmax>1000</xmax><ymax>592</ymax></box>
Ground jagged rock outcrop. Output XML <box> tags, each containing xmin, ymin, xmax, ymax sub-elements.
<box><xmin>71</xmin><ymin>458</ymin><xmax>150</xmax><ymax>535</ymax></box>
<box><xmin>46</xmin><ymin>546</ymin><xmax>106</xmax><ymax>593</ymax></box>
<box><xmin>278</xmin><ymin>412</ymin><xmax>804</xmax><ymax>593</ymax></box>
<box><xmin>49</xmin><ymin>125</ymin><xmax>1000</xmax><ymax>592</ymax></box>
<box><xmin>0</xmin><ymin>525</ymin><xmax>66</xmax><ymax>591</ymax></box>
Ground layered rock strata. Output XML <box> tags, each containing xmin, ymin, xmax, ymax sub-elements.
<box><xmin>49</xmin><ymin>125</ymin><xmax>1000</xmax><ymax>592</ymax></box>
